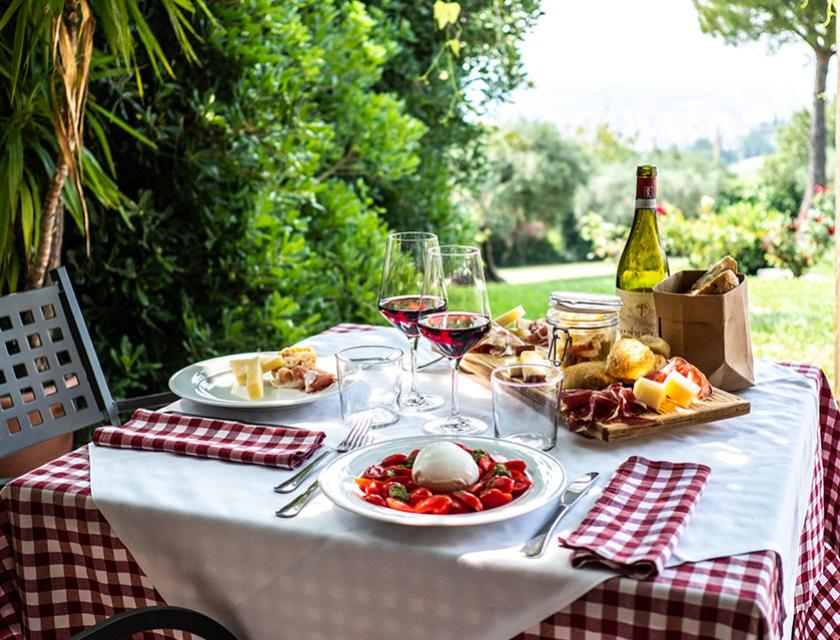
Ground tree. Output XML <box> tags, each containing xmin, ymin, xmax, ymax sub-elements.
<box><xmin>0</xmin><ymin>0</ymin><xmax>209</xmax><ymax>293</ymax></box>
<box><xmin>463</xmin><ymin>122</ymin><xmax>590</xmax><ymax>272</ymax></box>
<box><xmin>693</xmin><ymin>0</ymin><xmax>836</xmax><ymax>216</ymax></box>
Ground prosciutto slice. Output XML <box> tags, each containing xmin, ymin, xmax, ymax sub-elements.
<box><xmin>524</xmin><ymin>319</ymin><xmax>551</xmax><ymax>347</ymax></box>
<box><xmin>645</xmin><ymin>357</ymin><xmax>712</xmax><ymax>400</ymax></box>
<box><xmin>472</xmin><ymin>324</ymin><xmax>530</xmax><ymax>357</ymax></box>
<box><xmin>560</xmin><ymin>384</ymin><xmax>653</xmax><ymax>434</ymax></box>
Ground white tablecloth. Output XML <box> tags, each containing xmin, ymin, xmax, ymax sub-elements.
<box><xmin>89</xmin><ymin>326</ymin><xmax>818</xmax><ymax>640</ymax></box>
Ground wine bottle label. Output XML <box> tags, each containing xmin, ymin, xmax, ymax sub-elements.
<box><xmin>616</xmin><ymin>288</ymin><xmax>658</xmax><ymax>337</ymax></box>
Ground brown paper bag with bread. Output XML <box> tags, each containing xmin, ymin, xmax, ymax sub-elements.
<box><xmin>653</xmin><ymin>263</ymin><xmax>754</xmax><ymax>391</ymax></box>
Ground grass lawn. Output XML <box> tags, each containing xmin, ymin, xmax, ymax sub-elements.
<box><xmin>487</xmin><ymin>259</ymin><xmax>835</xmax><ymax>385</ymax></box>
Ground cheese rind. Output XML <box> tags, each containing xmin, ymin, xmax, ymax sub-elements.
<box><xmin>633</xmin><ymin>377</ymin><xmax>666</xmax><ymax>411</ymax></box>
<box><xmin>495</xmin><ymin>305</ymin><xmax>526</xmax><ymax>327</ymax></box>
<box><xmin>663</xmin><ymin>371</ymin><xmax>700</xmax><ymax>408</ymax></box>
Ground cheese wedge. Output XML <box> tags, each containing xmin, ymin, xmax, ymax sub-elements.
<box><xmin>663</xmin><ymin>371</ymin><xmax>700</xmax><ymax>408</ymax></box>
<box><xmin>244</xmin><ymin>356</ymin><xmax>264</xmax><ymax>401</ymax></box>
<box><xmin>259</xmin><ymin>354</ymin><xmax>285</xmax><ymax>372</ymax></box>
<box><xmin>495</xmin><ymin>305</ymin><xmax>526</xmax><ymax>328</ymax></box>
<box><xmin>230</xmin><ymin>359</ymin><xmax>250</xmax><ymax>385</ymax></box>
<box><xmin>633</xmin><ymin>377</ymin><xmax>666</xmax><ymax>412</ymax></box>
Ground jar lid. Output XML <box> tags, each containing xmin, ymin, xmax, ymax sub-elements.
<box><xmin>548</xmin><ymin>291</ymin><xmax>622</xmax><ymax>314</ymax></box>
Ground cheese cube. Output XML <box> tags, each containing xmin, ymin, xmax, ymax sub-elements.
<box><xmin>663</xmin><ymin>371</ymin><xmax>700</xmax><ymax>408</ymax></box>
<box><xmin>230</xmin><ymin>359</ymin><xmax>250</xmax><ymax>385</ymax></box>
<box><xmin>633</xmin><ymin>377</ymin><xmax>666</xmax><ymax>411</ymax></box>
<box><xmin>245</xmin><ymin>357</ymin><xmax>264</xmax><ymax>401</ymax></box>
<box><xmin>519</xmin><ymin>350</ymin><xmax>548</xmax><ymax>381</ymax></box>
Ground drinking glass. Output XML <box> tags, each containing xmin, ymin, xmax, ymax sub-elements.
<box><xmin>378</xmin><ymin>231</ymin><xmax>445</xmax><ymax>411</ymax></box>
<box><xmin>418</xmin><ymin>245</ymin><xmax>492</xmax><ymax>435</ymax></box>
<box><xmin>491</xmin><ymin>364</ymin><xmax>562</xmax><ymax>450</ymax></box>
<box><xmin>336</xmin><ymin>345</ymin><xmax>403</xmax><ymax>428</ymax></box>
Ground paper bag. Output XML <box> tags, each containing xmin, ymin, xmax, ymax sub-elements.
<box><xmin>653</xmin><ymin>271</ymin><xmax>754</xmax><ymax>391</ymax></box>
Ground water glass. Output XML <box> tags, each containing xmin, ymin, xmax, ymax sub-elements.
<box><xmin>336</xmin><ymin>345</ymin><xmax>403</xmax><ymax>428</ymax></box>
<box><xmin>491</xmin><ymin>364</ymin><xmax>563</xmax><ymax>450</ymax></box>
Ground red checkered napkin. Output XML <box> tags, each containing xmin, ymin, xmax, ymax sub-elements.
<box><xmin>93</xmin><ymin>409</ymin><xmax>325</xmax><ymax>469</ymax></box>
<box><xmin>559</xmin><ymin>456</ymin><xmax>711</xmax><ymax>579</ymax></box>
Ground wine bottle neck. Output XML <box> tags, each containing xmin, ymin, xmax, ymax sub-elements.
<box><xmin>635</xmin><ymin>172</ymin><xmax>656</xmax><ymax>209</ymax></box>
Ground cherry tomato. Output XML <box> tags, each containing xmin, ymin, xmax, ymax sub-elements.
<box><xmin>381</xmin><ymin>454</ymin><xmax>407</xmax><ymax>467</ymax></box>
<box><xmin>503</xmin><ymin>460</ymin><xmax>526</xmax><ymax>473</ymax></box>
<box><xmin>403</xmin><ymin>449</ymin><xmax>420</xmax><ymax>466</ymax></box>
<box><xmin>385</xmin><ymin>497</ymin><xmax>415</xmax><ymax>513</ymax></box>
<box><xmin>363</xmin><ymin>494</ymin><xmax>387</xmax><ymax>507</ymax></box>
<box><xmin>386</xmin><ymin>466</ymin><xmax>413</xmax><ymax>478</ymax></box>
<box><xmin>355</xmin><ymin>477</ymin><xmax>374</xmax><ymax>491</ymax></box>
<box><xmin>477</xmin><ymin>455</ymin><xmax>494</xmax><ymax>475</ymax></box>
<box><xmin>512</xmin><ymin>479</ymin><xmax>532</xmax><ymax>494</ymax></box>
<box><xmin>490</xmin><ymin>476</ymin><xmax>515</xmax><ymax>493</ymax></box>
<box><xmin>467</xmin><ymin>480</ymin><xmax>487</xmax><ymax>495</ymax></box>
<box><xmin>414</xmin><ymin>495</ymin><xmax>453</xmax><ymax>515</ymax></box>
<box><xmin>479</xmin><ymin>488</ymin><xmax>513</xmax><ymax>509</ymax></box>
<box><xmin>368</xmin><ymin>480</ymin><xmax>386</xmax><ymax>496</ymax></box>
<box><xmin>408</xmin><ymin>487</ymin><xmax>433</xmax><ymax>505</ymax></box>
<box><xmin>452</xmin><ymin>491</ymin><xmax>483</xmax><ymax>512</ymax></box>
<box><xmin>363</xmin><ymin>465</ymin><xmax>387</xmax><ymax>480</ymax></box>
<box><xmin>448</xmin><ymin>499</ymin><xmax>470</xmax><ymax>514</ymax></box>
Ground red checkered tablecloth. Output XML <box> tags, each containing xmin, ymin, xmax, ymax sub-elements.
<box><xmin>0</xmin><ymin>326</ymin><xmax>838</xmax><ymax>639</ymax></box>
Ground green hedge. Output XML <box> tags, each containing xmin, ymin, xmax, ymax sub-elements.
<box><xmin>60</xmin><ymin>0</ymin><xmax>540</xmax><ymax>397</ymax></box>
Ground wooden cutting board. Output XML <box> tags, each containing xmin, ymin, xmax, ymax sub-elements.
<box><xmin>461</xmin><ymin>351</ymin><xmax>751</xmax><ymax>441</ymax></box>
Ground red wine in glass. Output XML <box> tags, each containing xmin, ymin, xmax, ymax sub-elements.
<box><xmin>418</xmin><ymin>312</ymin><xmax>491</xmax><ymax>359</ymax></box>
<box><xmin>378</xmin><ymin>295</ymin><xmax>447</xmax><ymax>337</ymax></box>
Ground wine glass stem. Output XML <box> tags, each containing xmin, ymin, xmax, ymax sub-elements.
<box><xmin>449</xmin><ymin>358</ymin><xmax>461</xmax><ymax>419</ymax></box>
<box><xmin>408</xmin><ymin>335</ymin><xmax>420</xmax><ymax>395</ymax></box>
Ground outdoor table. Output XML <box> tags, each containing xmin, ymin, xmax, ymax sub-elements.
<box><xmin>0</xmin><ymin>323</ymin><xmax>839</xmax><ymax>640</ymax></box>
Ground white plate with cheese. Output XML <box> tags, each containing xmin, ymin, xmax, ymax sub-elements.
<box><xmin>168</xmin><ymin>352</ymin><xmax>339</xmax><ymax>409</ymax></box>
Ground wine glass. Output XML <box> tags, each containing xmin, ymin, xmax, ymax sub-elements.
<box><xmin>418</xmin><ymin>245</ymin><xmax>492</xmax><ymax>435</ymax></box>
<box><xmin>377</xmin><ymin>231</ymin><xmax>446</xmax><ymax>411</ymax></box>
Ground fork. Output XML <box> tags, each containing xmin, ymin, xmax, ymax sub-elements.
<box><xmin>275</xmin><ymin>416</ymin><xmax>373</xmax><ymax>518</ymax></box>
<box><xmin>274</xmin><ymin>415</ymin><xmax>373</xmax><ymax>494</ymax></box>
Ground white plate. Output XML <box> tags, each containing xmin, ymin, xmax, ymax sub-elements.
<box><xmin>168</xmin><ymin>352</ymin><xmax>339</xmax><ymax>409</ymax></box>
<box><xmin>319</xmin><ymin>436</ymin><xmax>566</xmax><ymax>526</ymax></box>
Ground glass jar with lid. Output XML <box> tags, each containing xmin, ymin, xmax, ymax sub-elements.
<box><xmin>545</xmin><ymin>292</ymin><xmax>622</xmax><ymax>368</ymax></box>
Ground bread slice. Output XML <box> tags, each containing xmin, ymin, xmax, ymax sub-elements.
<box><xmin>689</xmin><ymin>269</ymin><xmax>739</xmax><ymax>296</ymax></box>
<box><xmin>688</xmin><ymin>255</ymin><xmax>738</xmax><ymax>295</ymax></box>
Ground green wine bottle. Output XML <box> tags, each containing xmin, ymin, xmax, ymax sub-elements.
<box><xmin>616</xmin><ymin>164</ymin><xmax>669</xmax><ymax>337</ymax></box>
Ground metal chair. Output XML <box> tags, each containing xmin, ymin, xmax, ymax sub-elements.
<box><xmin>68</xmin><ymin>605</ymin><xmax>239</xmax><ymax>640</ymax></box>
<box><xmin>0</xmin><ymin>267</ymin><xmax>176</xmax><ymax>467</ymax></box>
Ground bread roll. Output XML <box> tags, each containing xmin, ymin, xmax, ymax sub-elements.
<box><xmin>688</xmin><ymin>255</ymin><xmax>738</xmax><ymax>295</ymax></box>
<box><xmin>638</xmin><ymin>335</ymin><xmax>671</xmax><ymax>359</ymax></box>
<box><xmin>605</xmin><ymin>338</ymin><xmax>656</xmax><ymax>381</ymax></box>
<box><xmin>563</xmin><ymin>361</ymin><xmax>614</xmax><ymax>390</ymax></box>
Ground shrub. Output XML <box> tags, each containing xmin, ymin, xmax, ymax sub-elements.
<box><xmin>64</xmin><ymin>0</ymin><xmax>416</xmax><ymax>396</ymax></box>
<box><xmin>662</xmin><ymin>202</ymin><xmax>776</xmax><ymax>274</ymax></box>
<box><xmin>763</xmin><ymin>187</ymin><xmax>835</xmax><ymax>277</ymax></box>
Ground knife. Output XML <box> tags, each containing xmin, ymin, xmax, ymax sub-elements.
<box><xmin>521</xmin><ymin>471</ymin><xmax>599</xmax><ymax>558</ymax></box>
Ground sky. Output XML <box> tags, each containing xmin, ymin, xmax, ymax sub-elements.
<box><xmin>489</xmin><ymin>0</ymin><xmax>836</xmax><ymax>149</ymax></box>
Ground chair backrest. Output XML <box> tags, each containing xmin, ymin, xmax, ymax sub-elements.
<box><xmin>0</xmin><ymin>267</ymin><xmax>119</xmax><ymax>458</ymax></box>
<box><xmin>69</xmin><ymin>606</ymin><xmax>239</xmax><ymax>640</ymax></box>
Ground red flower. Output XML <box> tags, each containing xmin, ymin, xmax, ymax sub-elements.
<box><xmin>655</xmin><ymin>206</ymin><xmax>667</xmax><ymax>216</ymax></box>
<box><xmin>813</xmin><ymin>184</ymin><xmax>830</xmax><ymax>195</ymax></box>
<box><xmin>829</xmin><ymin>225</ymin><xmax>835</xmax><ymax>236</ymax></box>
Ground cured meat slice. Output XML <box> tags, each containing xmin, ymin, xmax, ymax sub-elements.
<box><xmin>303</xmin><ymin>369</ymin><xmax>336</xmax><ymax>394</ymax></box>
<box><xmin>559</xmin><ymin>383</ymin><xmax>652</xmax><ymax>434</ymax></box>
